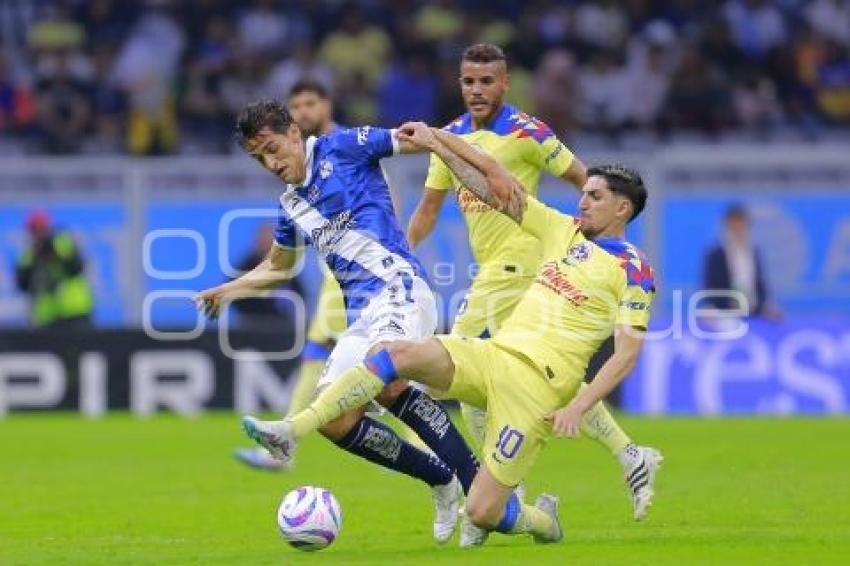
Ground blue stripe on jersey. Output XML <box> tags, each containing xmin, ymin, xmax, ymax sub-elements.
<box><xmin>443</xmin><ymin>104</ymin><xmax>555</xmax><ymax>143</ymax></box>
<box><xmin>595</xmin><ymin>236</ymin><xmax>656</xmax><ymax>292</ymax></box>
<box><xmin>275</xmin><ymin>127</ymin><xmax>429</xmax><ymax>323</ymax></box>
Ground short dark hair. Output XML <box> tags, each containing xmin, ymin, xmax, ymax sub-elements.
<box><xmin>235</xmin><ymin>99</ymin><xmax>294</xmax><ymax>148</ymax></box>
<box><xmin>587</xmin><ymin>164</ymin><xmax>647</xmax><ymax>222</ymax></box>
<box><xmin>288</xmin><ymin>79</ymin><xmax>329</xmax><ymax>100</ymax></box>
<box><xmin>461</xmin><ymin>43</ymin><xmax>507</xmax><ymax>65</ymax></box>
<box><xmin>725</xmin><ymin>203</ymin><xmax>749</xmax><ymax>222</ymax></box>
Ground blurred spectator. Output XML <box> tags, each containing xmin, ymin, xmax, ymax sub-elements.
<box><xmin>265</xmin><ymin>43</ymin><xmax>333</xmax><ymax>100</ymax></box>
<box><xmin>0</xmin><ymin>52</ymin><xmax>36</xmax><ymax>135</ymax></box>
<box><xmin>378</xmin><ymin>50</ymin><xmax>438</xmax><ymax>126</ymax></box>
<box><xmin>662</xmin><ymin>47</ymin><xmax>733</xmax><ymax>134</ymax></box>
<box><xmin>723</xmin><ymin>0</ymin><xmax>787</xmax><ymax>59</ymax></box>
<box><xmin>1</xmin><ymin>0</ymin><xmax>849</xmax><ymax>153</ymax></box>
<box><xmin>816</xmin><ymin>40</ymin><xmax>850</xmax><ymax>121</ymax></box>
<box><xmin>229</xmin><ymin>224</ymin><xmax>303</xmax><ymax>332</ymax></box>
<box><xmin>318</xmin><ymin>5</ymin><xmax>390</xmax><ymax>88</ymax></box>
<box><xmin>532</xmin><ymin>49</ymin><xmax>579</xmax><ymax>137</ymax></box>
<box><xmin>15</xmin><ymin>211</ymin><xmax>94</xmax><ymax>329</ymax></box>
<box><xmin>731</xmin><ymin>70</ymin><xmax>784</xmax><ymax>132</ymax></box>
<box><xmin>112</xmin><ymin>1</ymin><xmax>184</xmax><ymax>155</ymax></box>
<box><xmin>85</xmin><ymin>46</ymin><xmax>126</xmax><ymax>153</ymax></box>
<box><xmin>237</xmin><ymin>0</ymin><xmax>289</xmax><ymax>55</ymax></box>
<box><xmin>577</xmin><ymin>50</ymin><xmax>629</xmax><ymax>133</ymax></box>
<box><xmin>34</xmin><ymin>54</ymin><xmax>92</xmax><ymax>154</ymax></box>
<box><xmin>701</xmin><ymin>205</ymin><xmax>779</xmax><ymax>318</ymax></box>
<box><xmin>804</xmin><ymin>0</ymin><xmax>850</xmax><ymax>47</ymax></box>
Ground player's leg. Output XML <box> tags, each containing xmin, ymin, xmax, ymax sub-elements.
<box><xmin>581</xmin><ymin>338</ymin><xmax>663</xmax><ymax>520</ymax></box>
<box><xmin>464</xmin><ymin>466</ymin><xmax>561</xmax><ymax>544</ymax></box>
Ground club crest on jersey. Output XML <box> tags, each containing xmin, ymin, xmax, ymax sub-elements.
<box><xmin>307</xmin><ymin>185</ymin><xmax>321</xmax><ymax>203</ymax></box>
<box><xmin>319</xmin><ymin>159</ymin><xmax>333</xmax><ymax>179</ymax></box>
<box><xmin>356</xmin><ymin>126</ymin><xmax>371</xmax><ymax>145</ymax></box>
<box><xmin>567</xmin><ymin>241</ymin><xmax>593</xmax><ymax>263</ymax></box>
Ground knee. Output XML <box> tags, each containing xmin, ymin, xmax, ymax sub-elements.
<box><xmin>375</xmin><ymin>378</ymin><xmax>409</xmax><ymax>407</ymax></box>
<box><xmin>464</xmin><ymin>497</ymin><xmax>501</xmax><ymax>530</ymax></box>
<box><xmin>365</xmin><ymin>339</ymin><xmax>422</xmax><ymax>376</ymax></box>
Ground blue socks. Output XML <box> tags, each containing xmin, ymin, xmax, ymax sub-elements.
<box><xmin>495</xmin><ymin>492</ymin><xmax>521</xmax><ymax>533</ymax></box>
<box><xmin>335</xmin><ymin>416</ymin><xmax>453</xmax><ymax>488</ymax></box>
<box><xmin>389</xmin><ymin>386</ymin><xmax>480</xmax><ymax>493</ymax></box>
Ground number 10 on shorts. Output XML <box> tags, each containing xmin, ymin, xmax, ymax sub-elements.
<box><xmin>496</xmin><ymin>425</ymin><xmax>525</xmax><ymax>460</ymax></box>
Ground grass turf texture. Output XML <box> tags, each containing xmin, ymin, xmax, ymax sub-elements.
<box><xmin>2</xmin><ymin>414</ymin><xmax>849</xmax><ymax>565</ymax></box>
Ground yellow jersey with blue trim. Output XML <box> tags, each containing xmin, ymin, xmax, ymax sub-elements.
<box><xmin>424</xmin><ymin>104</ymin><xmax>576</xmax><ymax>278</ymax></box>
<box><xmin>491</xmin><ymin>197</ymin><xmax>656</xmax><ymax>402</ymax></box>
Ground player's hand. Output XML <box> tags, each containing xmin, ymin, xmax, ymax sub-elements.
<box><xmin>195</xmin><ymin>286</ymin><xmax>226</xmax><ymax>320</ymax></box>
<box><xmin>486</xmin><ymin>169</ymin><xmax>525</xmax><ymax>214</ymax></box>
<box><xmin>397</xmin><ymin>121</ymin><xmax>437</xmax><ymax>150</ymax></box>
<box><xmin>548</xmin><ymin>402</ymin><xmax>584</xmax><ymax>438</ymax></box>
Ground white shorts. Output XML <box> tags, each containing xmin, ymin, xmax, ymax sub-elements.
<box><xmin>316</xmin><ymin>274</ymin><xmax>437</xmax><ymax>390</ymax></box>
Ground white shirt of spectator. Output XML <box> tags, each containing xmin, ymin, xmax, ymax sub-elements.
<box><xmin>724</xmin><ymin>237</ymin><xmax>757</xmax><ymax>313</ymax></box>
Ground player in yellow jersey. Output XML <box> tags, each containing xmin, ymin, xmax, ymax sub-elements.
<box><xmin>243</xmin><ymin>123</ymin><xmax>660</xmax><ymax>546</ymax></box>
<box><xmin>407</xmin><ymin>44</ymin><xmax>661</xmax><ymax>522</ymax></box>
<box><xmin>234</xmin><ymin>80</ymin><xmax>347</xmax><ymax>471</ymax></box>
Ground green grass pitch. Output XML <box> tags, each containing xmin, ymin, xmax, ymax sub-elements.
<box><xmin>2</xmin><ymin>413</ymin><xmax>849</xmax><ymax>565</ymax></box>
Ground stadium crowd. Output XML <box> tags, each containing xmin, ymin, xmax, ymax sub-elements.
<box><xmin>0</xmin><ymin>0</ymin><xmax>848</xmax><ymax>155</ymax></box>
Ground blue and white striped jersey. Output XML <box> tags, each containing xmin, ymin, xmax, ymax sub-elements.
<box><xmin>274</xmin><ymin>126</ymin><xmax>428</xmax><ymax>324</ymax></box>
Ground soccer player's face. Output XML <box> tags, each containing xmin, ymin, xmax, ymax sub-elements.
<box><xmin>577</xmin><ymin>176</ymin><xmax>631</xmax><ymax>239</ymax></box>
<box><xmin>246</xmin><ymin>125</ymin><xmax>307</xmax><ymax>184</ymax></box>
<box><xmin>288</xmin><ymin>92</ymin><xmax>332</xmax><ymax>137</ymax></box>
<box><xmin>459</xmin><ymin>61</ymin><xmax>509</xmax><ymax>124</ymax></box>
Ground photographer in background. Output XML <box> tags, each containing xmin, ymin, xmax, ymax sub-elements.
<box><xmin>15</xmin><ymin>210</ymin><xmax>94</xmax><ymax>328</ymax></box>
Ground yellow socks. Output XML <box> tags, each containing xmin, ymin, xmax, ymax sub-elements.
<box><xmin>511</xmin><ymin>503</ymin><xmax>555</xmax><ymax>537</ymax></box>
<box><xmin>460</xmin><ymin>402</ymin><xmax>487</xmax><ymax>451</ymax></box>
<box><xmin>286</xmin><ymin>359</ymin><xmax>324</xmax><ymax>417</ymax></box>
<box><xmin>579</xmin><ymin>386</ymin><xmax>631</xmax><ymax>455</ymax></box>
<box><xmin>289</xmin><ymin>365</ymin><xmax>384</xmax><ymax>439</ymax></box>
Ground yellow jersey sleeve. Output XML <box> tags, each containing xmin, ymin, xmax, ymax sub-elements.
<box><xmin>519</xmin><ymin>196</ymin><xmax>579</xmax><ymax>257</ymax></box>
<box><xmin>525</xmin><ymin>125</ymin><xmax>575</xmax><ymax>178</ymax></box>
<box><xmin>424</xmin><ymin>152</ymin><xmax>453</xmax><ymax>191</ymax></box>
<box><xmin>615</xmin><ymin>262</ymin><xmax>655</xmax><ymax>329</ymax></box>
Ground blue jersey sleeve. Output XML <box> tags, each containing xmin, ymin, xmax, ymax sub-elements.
<box><xmin>335</xmin><ymin>126</ymin><xmax>398</xmax><ymax>163</ymax></box>
<box><xmin>274</xmin><ymin>204</ymin><xmax>298</xmax><ymax>248</ymax></box>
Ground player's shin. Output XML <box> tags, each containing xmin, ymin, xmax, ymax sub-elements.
<box><xmin>335</xmin><ymin>416</ymin><xmax>454</xmax><ymax>487</ymax></box>
<box><xmin>578</xmin><ymin>385</ymin><xmax>631</xmax><ymax>455</ymax></box>
<box><xmin>389</xmin><ymin>386</ymin><xmax>481</xmax><ymax>493</ymax></box>
<box><xmin>289</xmin><ymin>364</ymin><xmax>385</xmax><ymax>438</ymax></box>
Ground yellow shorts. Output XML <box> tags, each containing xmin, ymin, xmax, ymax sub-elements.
<box><xmin>451</xmin><ymin>273</ymin><xmax>533</xmax><ymax>338</ymax></box>
<box><xmin>306</xmin><ymin>271</ymin><xmax>347</xmax><ymax>345</ymax></box>
<box><xmin>437</xmin><ymin>335</ymin><xmax>581</xmax><ymax>487</ymax></box>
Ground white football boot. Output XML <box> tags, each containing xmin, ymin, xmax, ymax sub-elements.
<box><xmin>531</xmin><ymin>494</ymin><xmax>563</xmax><ymax>544</ymax></box>
<box><xmin>241</xmin><ymin>416</ymin><xmax>296</xmax><ymax>467</ymax></box>
<box><xmin>458</xmin><ymin>513</ymin><xmax>489</xmax><ymax>548</ymax></box>
<box><xmin>431</xmin><ymin>476</ymin><xmax>462</xmax><ymax>544</ymax></box>
<box><xmin>619</xmin><ymin>444</ymin><xmax>664</xmax><ymax>521</ymax></box>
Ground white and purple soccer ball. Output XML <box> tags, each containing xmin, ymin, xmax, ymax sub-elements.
<box><xmin>277</xmin><ymin>486</ymin><xmax>342</xmax><ymax>551</ymax></box>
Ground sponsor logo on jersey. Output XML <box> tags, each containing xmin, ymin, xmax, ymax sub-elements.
<box><xmin>620</xmin><ymin>300</ymin><xmax>648</xmax><ymax>311</ymax></box>
<box><xmin>311</xmin><ymin>210</ymin><xmax>356</xmax><ymax>256</ymax></box>
<box><xmin>537</xmin><ymin>261</ymin><xmax>589</xmax><ymax>305</ymax></box>
<box><xmin>356</xmin><ymin>126</ymin><xmax>371</xmax><ymax>145</ymax></box>
<box><xmin>319</xmin><ymin>159</ymin><xmax>333</xmax><ymax>179</ymax></box>
<box><xmin>545</xmin><ymin>142</ymin><xmax>564</xmax><ymax>164</ymax></box>
<box><xmin>307</xmin><ymin>185</ymin><xmax>321</xmax><ymax>203</ymax></box>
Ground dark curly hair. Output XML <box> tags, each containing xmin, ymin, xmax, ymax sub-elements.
<box><xmin>235</xmin><ymin>99</ymin><xmax>295</xmax><ymax>148</ymax></box>
<box><xmin>587</xmin><ymin>165</ymin><xmax>647</xmax><ymax>222</ymax></box>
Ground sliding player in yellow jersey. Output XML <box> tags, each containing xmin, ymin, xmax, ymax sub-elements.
<box><xmin>234</xmin><ymin>80</ymin><xmax>347</xmax><ymax>471</ymax></box>
<box><xmin>243</xmin><ymin>122</ymin><xmax>660</xmax><ymax>546</ymax></box>
<box><xmin>407</xmin><ymin>44</ymin><xmax>661</xmax><ymax>521</ymax></box>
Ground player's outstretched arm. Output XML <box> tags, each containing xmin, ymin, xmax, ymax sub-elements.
<box><xmin>550</xmin><ymin>325</ymin><xmax>646</xmax><ymax>437</ymax></box>
<box><xmin>195</xmin><ymin>245</ymin><xmax>300</xmax><ymax>319</ymax></box>
<box><xmin>397</xmin><ymin>122</ymin><xmax>527</xmax><ymax>223</ymax></box>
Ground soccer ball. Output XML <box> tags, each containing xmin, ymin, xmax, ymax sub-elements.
<box><xmin>277</xmin><ymin>486</ymin><xmax>342</xmax><ymax>551</ymax></box>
